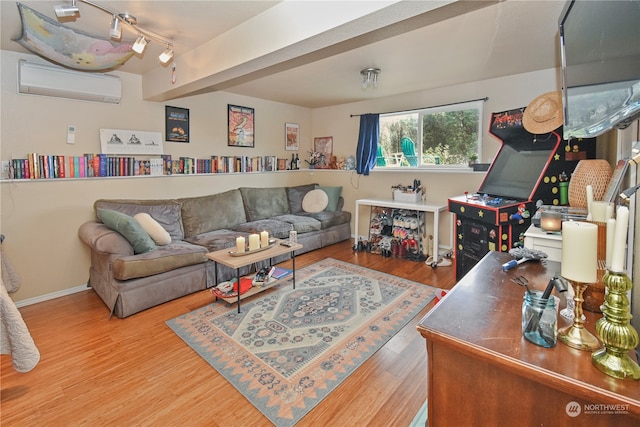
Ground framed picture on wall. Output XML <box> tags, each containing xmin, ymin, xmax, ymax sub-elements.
<box><xmin>285</xmin><ymin>122</ymin><xmax>299</xmax><ymax>151</ymax></box>
<box><xmin>313</xmin><ymin>136</ymin><xmax>333</xmax><ymax>169</ymax></box>
<box><xmin>228</xmin><ymin>104</ymin><xmax>255</xmax><ymax>147</ymax></box>
<box><xmin>165</xmin><ymin>106</ymin><xmax>189</xmax><ymax>143</ymax></box>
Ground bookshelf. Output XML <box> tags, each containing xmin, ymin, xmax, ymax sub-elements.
<box><xmin>2</xmin><ymin>153</ymin><xmax>306</xmax><ymax>180</ymax></box>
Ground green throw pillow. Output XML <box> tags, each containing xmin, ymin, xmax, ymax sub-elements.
<box><xmin>97</xmin><ymin>208</ymin><xmax>157</xmax><ymax>254</ymax></box>
<box><xmin>315</xmin><ymin>185</ymin><xmax>342</xmax><ymax>211</ymax></box>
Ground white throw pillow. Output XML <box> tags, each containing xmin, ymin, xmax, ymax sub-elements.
<box><xmin>302</xmin><ymin>189</ymin><xmax>329</xmax><ymax>213</ymax></box>
<box><xmin>134</xmin><ymin>213</ymin><xmax>171</xmax><ymax>245</ymax></box>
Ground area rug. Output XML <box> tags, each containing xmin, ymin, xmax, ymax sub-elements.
<box><xmin>167</xmin><ymin>258</ymin><xmax>439</xmax><ymax>426</ymax></box>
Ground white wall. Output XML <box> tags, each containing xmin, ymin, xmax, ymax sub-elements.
<box><xmin>2</xmin><ymin>49</ymin><xmax>562</xmax><ymax>303</ymax></box>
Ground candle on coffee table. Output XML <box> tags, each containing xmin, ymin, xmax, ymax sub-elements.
<box><xmin>236</xmin><ymin>236</ymin><xmax>245</xmax><ymax>253</ymax></box>
<box><xmin>260</xmin><ymin>230</ymin><xmax>269</xmax><ymax>247</ymax></box>
<box><xmin>248</xmin><ymin>233</ymin><xmax>260</xmax><ymax>251</ymax></box>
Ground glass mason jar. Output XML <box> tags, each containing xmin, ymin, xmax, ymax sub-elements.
<box><xmin>522</xmin><ymin>290</ymin><xmax>558</xmax><ymax>348</ymax></box>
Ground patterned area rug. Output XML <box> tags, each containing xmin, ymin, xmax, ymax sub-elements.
<box><xmin>167</xmin><ymin>258</ymin><xmax>439</xmax><ymax>426</ymax></box>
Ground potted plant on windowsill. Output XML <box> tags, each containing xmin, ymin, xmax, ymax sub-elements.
<box><xmin>468</xmin><ymin>153</ymin><xmax>478</xmax><ymax>167</ymax></box>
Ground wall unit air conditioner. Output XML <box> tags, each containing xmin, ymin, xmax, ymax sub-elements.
<box><xmin>17</xmin><ymin>60</ymin><xmax>121</xmax><ymax>104</ymax></box>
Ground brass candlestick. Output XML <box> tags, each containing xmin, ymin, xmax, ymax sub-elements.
<box><xmin>558</xmin><ymin>280</ymin><xmax>602</xmax><ymax>351</ymax></box>
<box><xmin>592</xmin><ymin>269</ymin><xmax>640</xmax><ymax>380</ymax></box>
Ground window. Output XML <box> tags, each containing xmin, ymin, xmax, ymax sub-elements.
<box><xmin>377</xmin><ymin>100</ymin><xmax>482</xmax><ymax>168</ymax></box>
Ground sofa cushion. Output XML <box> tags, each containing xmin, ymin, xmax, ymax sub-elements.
<box><xmin>302</xmin><ymin>189</ymin><xmax>329</xmax><ymax>213</ymax></box>
<box><xmin>286</xmin><ymin>184</ymin><xmax>316</xmax><ymax>214</ymax></box>
<box><xmin>315</xmin><ymin>185</ymin><xmax>343</xmax><ymax>211</ymax></box>
<box><xmin>185</xmin><ymin>229</ymin><xmax>249</xmax><ymax>252</ymax></box>
<box><xmin>235</xmin><ymin>219</ymin><xmax>292</xmax><ymax>239</ymax></box>
<box><xmin>179</xmin><ymin>189</ymin><xmax>246</xmax><ymax>237</ymax></box>
<box><xmin>271</xmin><ymin>214</ymin><xmax>322</xmax><ymax>233</ymax></box>
<box><xmin>112</xmin><ymin>241</ymin><xmax>207</xmax><ymax>280</ymax></box>
<box><xmin>240</xmin><ymin>187</ymin><xmax>289</xmax><ymax>221</ymax></box>
<box><xmin>94</xmin><ymin>199</ymin><xmax>184</xmax><ymax>240</ymax></box>
<box><xmin>301</xmin><ymin>210</ymin><xmax>352</xmax><ymax>229</ymax></box>
<box><xmin>134</xmin><ymin>213</ymin><xmax>171</xmax><ymax>245</ymax></box>
<box><xmin>97</xmin><ymin>208</ymin><xmax>157</xmax><ymax>254</ymax></box>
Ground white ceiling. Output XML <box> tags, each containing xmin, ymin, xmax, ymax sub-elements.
<box><xmin>1</xmin><ymin>0</ymin><xmax>568</xmax><ymax>108</ymax></box>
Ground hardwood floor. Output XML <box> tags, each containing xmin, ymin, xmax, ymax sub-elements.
<box><xmin>1</xmin><ymin>240</ymin><xmax>456</xmax><ymax>426</ymax></box>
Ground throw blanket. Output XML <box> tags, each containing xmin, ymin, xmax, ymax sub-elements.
<box><xmin>0</xmin><ymin>250</ymin><xmax>40</xmax><ymax>373</ymax></box>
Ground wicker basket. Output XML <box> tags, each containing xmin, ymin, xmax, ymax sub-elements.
<box><xmin>568</xmin><ymin>159</ymin><xmax>612</xmax><ymax>208</ymax></box>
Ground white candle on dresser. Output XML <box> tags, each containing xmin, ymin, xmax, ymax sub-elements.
<box><xmin>561</xmin><ymin>221</ymin><xmax>598</xmax><ymax>283</ymax></box>
<box><xmin>248</xmin><ymin>233</ymin><xmax>260</xmax><ymax>251</ymax></box>
<box><xmin>605</xmin><ymin>203</ymin><xmax>614</xmax><ymax>220</ymax></box>
<box><xmin>586</xmin><ymin>185</ymin><xmax>594</xmax><ymax>220</ymax></box>
<box><xmin>590</xmin><ymin>201</ymin><xmax>609</xmax><ymax>222</ymax></box>
<box><xmin>606</xmin><ymin>218</ymin><xmax>616</xmax><ymax>268</ymax></box>
<box><xmin>236</xmin><ymin>236</ymin><xmax>245</xmax><ymax>253</ymax></box>
<box><xmin>260</xmin><ymin>230</ymin><xmax>269</xmax><ymax>247</ymax></box>
<box><xmin>610</xmin><ymin>206</ymin><xmax>629</xmax><ymax>272</ymax></box>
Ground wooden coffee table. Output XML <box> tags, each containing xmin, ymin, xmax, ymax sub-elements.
<box><xmin>206</xmin><ymin>239</ymin><xmax>303</xmax><ymax>312</ymax></box>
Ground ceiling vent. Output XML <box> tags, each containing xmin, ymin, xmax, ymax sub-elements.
<box><xmin>17</xmin><ymin>60</ymin><xmax>121</xmax><ymax>104</ymax></box>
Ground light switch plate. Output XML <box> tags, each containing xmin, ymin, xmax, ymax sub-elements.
<box><xmin>67</xmin><ymin>125</ymin><xmax>76</xmax><ymax>144</ymax></box>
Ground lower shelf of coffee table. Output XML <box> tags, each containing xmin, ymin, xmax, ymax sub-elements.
<box><xmin>212</xmin><ymin>276</ymin><xmax>290</xmax><ymax>304</ymax></box>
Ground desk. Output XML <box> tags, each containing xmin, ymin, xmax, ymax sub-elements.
<box><xmin>355</xmin><ymin>198</ymin><xmax>448</xmax><ymax>259</ymax></box>
<box><xmin>416</xmin><ymin>251</ymin><xmax>639</xmax><ymax>426</ymax></box>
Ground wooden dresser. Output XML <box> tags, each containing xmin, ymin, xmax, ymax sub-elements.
<box><xmin>416</xmin><ymin>251</ymin><xmax>639</xmax><ymax>426</ymax></box>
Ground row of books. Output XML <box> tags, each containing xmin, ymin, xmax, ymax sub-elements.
<box><xmin>5</xmin><ymin>154</ymin><xmax>301</xmax><ymax>179</ymax></box>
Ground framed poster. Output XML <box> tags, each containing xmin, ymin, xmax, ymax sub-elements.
<box><xmin>228</xmin><ymin>104</ymin><xmax>255</xmax><ymax>147</ymax></box>
<box><xmin>165</xmin><ymin>106</ymin><xmax>189</xmax><ymax>143</ymax></box>
<box><xmin>285</xmin><ymin>122</ymin><xmax>299</xmax><ymax>151</ymax></box>
<box><xmin>100</xmin><ymin>129</ymin><xmax>164</xmax><ymax>155</ymax></box>
<box><xmin>313</xmin><ymin>136</ymin><xmax>333</xmax><ymax>169</ymax></box>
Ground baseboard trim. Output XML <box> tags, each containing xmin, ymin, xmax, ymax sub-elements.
<box><xmin>14</xmin><ymin>284</ymin><xmax>90</xmax><ymax>308</ymax></box>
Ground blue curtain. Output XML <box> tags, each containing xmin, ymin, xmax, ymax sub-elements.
<box><xmin>356</xmin><ymin>113</ymin><xmax>379</xmax><ymax>175</ymax></box>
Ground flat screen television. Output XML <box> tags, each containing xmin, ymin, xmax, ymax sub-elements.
<box><xmin>559</xmin><ymin>0</ymin><xmax>640</xmax><ymax>139</ymax></box>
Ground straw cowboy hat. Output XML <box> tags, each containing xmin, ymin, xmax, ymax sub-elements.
<box><xmin>523</xmin><ymin>91</ymin><xmax>563</xmax><ymax>134</ymax></box>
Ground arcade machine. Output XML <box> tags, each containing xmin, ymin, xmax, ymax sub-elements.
<box><xmin>449</xmin><ymin>107</ymin><xmax>595</xmax><ymax>280</ymax></box>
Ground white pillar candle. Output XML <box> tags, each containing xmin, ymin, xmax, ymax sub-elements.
<box><xmin>586</xmin><ymin>185</ymin><xmax>594</xmax><ymax>217</ymax></box>
<box><xmin>260</xmin><ymin>230</ymin><xmax>269</xmax><ymax>247</ymax></box>
<box><xmin>606</xmin><ymin>218</ymin><xmax>616</xmax><ymax>268</ymax></box>
<box><xmin>561</xmin><ymin>221</ymin><xmax>598</xmax><ymax>283</ymax></box>
<box><xmin>248</xmin><ymin>233</ymin><xmax>260</xmax><ymax>251</ymax></box>
<box><xmin>590</xmin><ymin>201</ymin><xmax>609</xmax><ymax>222</ymax></box>
<box><xmin>610</xmin><ymin>206</ymin><xmax>629</xmax><ymax>272</ymax></box>
<box><xmin>236</xmin><ymin>236</ymin><xmax>245</xmax><ymax>253</ymax></box>
<box><xmin>605</xmin><ymin>203</ymin><xmax>614</xmax><ymax>220</ymax></box>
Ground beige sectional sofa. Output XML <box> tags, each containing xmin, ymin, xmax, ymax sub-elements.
<box><xmin>78</xmin><ymin>184</ymin><xmax>351</xmax><ymax>318</ymax></box>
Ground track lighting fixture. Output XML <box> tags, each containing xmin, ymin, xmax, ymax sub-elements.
<box><xmin>159</xmin><ymin>46</ymin><xmax>174</xmax><ymax>64</ymax></box>
<box><xmin>52</xmin><ymin>0</ymin><xmax>174</xmax><ymax>64</ymax></box>
<box><xmin>360</xmin><ymin>67</ymin><xmax>381</xmax><ymax>89</ymax></box>
<box><xmin>132</xmin><ymin>34</ymin><xmax>148</xmax><ymax>54</ymax></box>
<box><xmin>109</xmin><ymin>15</ymin><xmax>121</xmax><ymax>40</ymax></box>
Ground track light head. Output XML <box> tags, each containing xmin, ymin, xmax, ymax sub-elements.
<box><xmin>109</xmin><ymin>15</ymin><xmax>121</xmax><ymax>40</ymax></box>
<box><xmin>159</xmin><ymin>46</ymin><xmax>174</xmax><ymax>64</ymax></box>
<box><xmin>132</xmin><ymin>35</ymin><xmax>148</xmax><ymax>54</ymax></box>
<box><xmin>53</xmin><ymin>0</ymin><xmax>79</xmax><ymax>18</ymax></box>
